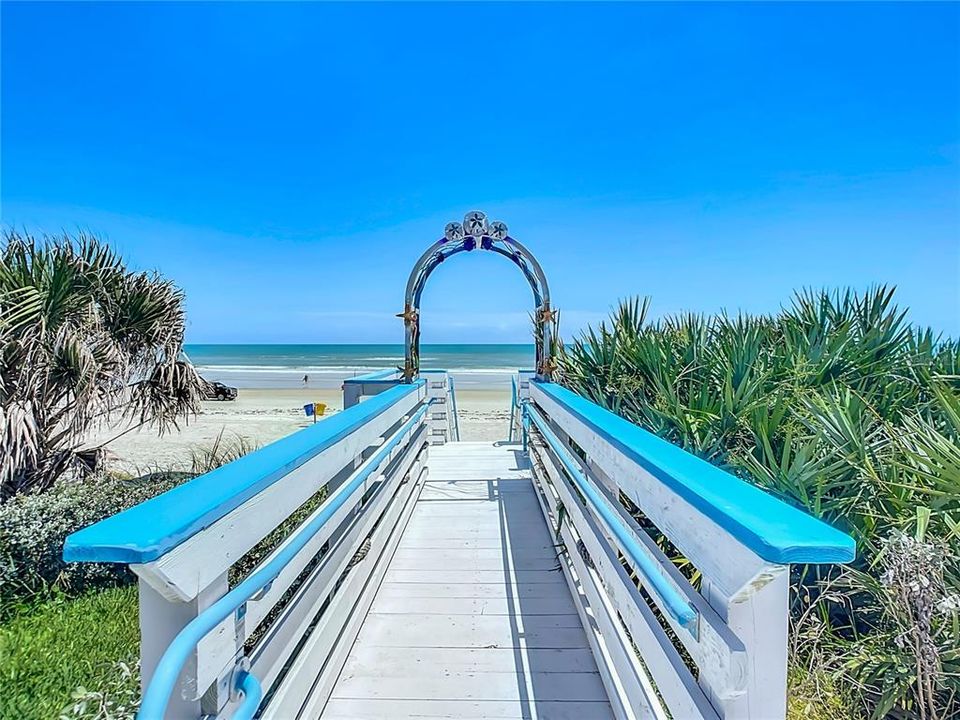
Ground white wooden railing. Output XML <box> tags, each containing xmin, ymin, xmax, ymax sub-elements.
<box><xmin>521</xmin><ymin>379</ymin><xmax>855</xmax><ymax>720</ymax></box>
<box><xmin>64</xmin><ymin>381</ymin><xmax>431</xmax><ymax>719</ymax></box>
<box><xmin>344</xmin><ymin>369</ymin><xmax>458</xmax><ymax>442</ymax></box>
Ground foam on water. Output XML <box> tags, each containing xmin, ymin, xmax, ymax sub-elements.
<box><xmin>185</xmin><ymin>344</ymin><xmax>533</xmax><ymax>389</ymax></box>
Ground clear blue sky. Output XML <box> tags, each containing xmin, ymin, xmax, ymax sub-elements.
<box><xmin>2</xmin><ymin>2</ymin><xmax>958</xmax><ymax>343</ymax></box>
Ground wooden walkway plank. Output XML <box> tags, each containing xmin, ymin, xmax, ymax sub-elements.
<box><xmin>369</xmin><ymin>595</ymin><xmax>577</xmax><ymax>616</ymax></box>
<box><xmin>322</xmin><ymin>698</ymin><xmax>615</xmax><ymax>720</ymax></box>
<box><xmin>374</xmin><ymin>582</ymin><xmax>572</xmax><ymax>600</ymax></box>
<box><xmin>341</xmin><ymin>646</ymin><xmax>602</xmax><ymax>674</ymax></box>
<box><xmin>319</xmin><ymin>441</ymin><xmax>614</xmax><ymax>719</ymax></box>
<box><xmin>332</xmin><ymin>672</ymin><xmax>609</xmax><ymax>702</ymax></box>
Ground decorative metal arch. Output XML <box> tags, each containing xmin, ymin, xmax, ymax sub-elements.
<box><xmin>400</xmin><ymin>211</ymin><xmax>555</xmax><ymax>383</ymax></box>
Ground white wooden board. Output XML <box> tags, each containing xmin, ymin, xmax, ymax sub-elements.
<box><xmin>317</xmin><ymin>441</ymin><xmax>614</xmax><ymax>719</ymax></box>
<box><xmin>322</xmin><ymin>698</ymin><xmax>615</xmax><ymax>719</ymax></box>
<box><xmin>341</xmin><ymin>646</ymin><xmax>600</xmax><ymax>674</ymax></box>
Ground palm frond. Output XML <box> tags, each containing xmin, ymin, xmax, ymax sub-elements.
<box><xmin>0</xmin><ymin>230</ymin><xmax>204</xmax><ymax>497</ymax></box>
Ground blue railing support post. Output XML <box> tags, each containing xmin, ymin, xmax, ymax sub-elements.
<box><xmin>508</xmin><ymin>375</ymin><xmax>518</xmax><ymax>442</ymax></box>
<box><xmin>232</xmin><ymin>671</ymin><xmax>262</xmax><ymax>720</ymax></box>
<box><xmin>521</xmin><ymin>410</ymin><xmax>530</xmax><ymax>453</ymax></box>
<box><xmin>448</xmin><ymin>375</ymin><xmax>461</xmax><ymax>441</ymax></box>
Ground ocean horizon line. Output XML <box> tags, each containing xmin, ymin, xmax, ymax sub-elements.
<box><xmin>185</xmin><ymin>342</ymin><xmax>536</xmax><ymax>347</ymax></box>
<box><xmin>195</xmin><ymin>365</ymin><xmax>521</xmax><ymax>374</ymax></box>
<box><xmin>186</xmin><ymin>343</ymin><xmax>534</xmax><ymax>389</ymax></box>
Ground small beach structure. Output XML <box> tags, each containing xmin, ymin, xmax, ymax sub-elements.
<box><xmin>63</xmin><ymin>213</ymin><xmax>855</xmax><ymax>720</ymax></box>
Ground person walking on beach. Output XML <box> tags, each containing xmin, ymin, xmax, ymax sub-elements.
<box><xmin>303</xmin><ymin>374</ymin><xmax>309</xmax><ymax>387</ymax></box>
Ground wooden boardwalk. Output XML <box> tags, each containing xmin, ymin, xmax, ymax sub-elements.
<box><xmin>321</xmin><ymin>441</ymin><xmax>614</xmax><ymax>719</ymax></box>
<box><xmin>66</xmin><ymin>376</ymin><xmax>856</xmax><ymax>719</ymax></box>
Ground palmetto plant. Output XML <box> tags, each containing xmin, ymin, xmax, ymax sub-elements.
<box><xmin>0</xmin><ymin>231</ymin><xmax>204</xmax><ymax>498</ymax></box>
<box><xmin>558</xmin><ymin>287</ymin><xmax>959</xmax><ymax>719</ymax></box>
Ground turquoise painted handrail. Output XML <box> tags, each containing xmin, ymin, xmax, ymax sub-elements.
<box><xmin>233</xmin><ymin>671</ymin><xmax>262</xmax><ymax>720</ymax></box>
<box><xmin>64</xmin><ymin>383</ymin><xmax>423</xmax><ymax>564</ymax></box>
<box><xmin>508</xmin><ymin>375</ymin><xmax>518</xmax><ymax>442</ymax></box>
<box><xmin>524</xmin><ymin>403</ymin><xmax>700</xmax><ymax>634</ymax></box>
<box><xmin>532</xmin><ymin>382</ymin><xmax>856</xmax><ymax>565</ymax></box>
<box><xmin>136</xmin><ymin>402</ymin><xmax>430</xmax><ymax>719</ymax></box>
<box><xmin>521</xmin><ymin>405</ymin><xmax>530</xmax><ymax>453</ymax></box>
<box><xmin>448</xmin><ymin>375</ymin><xmax>461</xmax><ymax>441</ymax></box>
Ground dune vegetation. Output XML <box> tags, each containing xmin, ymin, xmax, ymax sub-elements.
<box><xmin>0</xmin><ymin>231</ymin><xmax>207</xmax><ymax>718</ymax></box>
<box><xmin>0</xmin><ymin>231</ymin><xmax>205</xmax><ymax>499</ymax></box>
<box><xmin>558</xmin><ymin>288</ymin><xmax>959</xmax><ymax>719</ymax></box>
<box><xmin>0</xmin><ymin>435</ymin><xmax>261</xmax><ymax>720</ymax></box>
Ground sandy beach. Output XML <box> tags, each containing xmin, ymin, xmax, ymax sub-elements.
<box><xmin>94</xmin><ymin>387</ymin><xmax>512</xmax><ymax>474</ymax></box>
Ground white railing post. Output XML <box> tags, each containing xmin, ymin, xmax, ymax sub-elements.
<box><xmin>421</xmin><ymin>370</ymin><xmax>450</xmax><ymax>444</ymax></box>
<box><xmin>342</xmin><ymin>382</ymin><xmax>362</xmax><ymax>408</ymax></box>
<box><xmin>136</xmin><ymin>571</ymin><xmax>232</xmax><ymax>719</ymax></box>
<box><xmin>342</xmin><ymin>370</ymin><xmax>404</xmax><ymax>409</ymax></box>
<box><xmin>700</xmin><ymin>566</ymin><xmax>790</xmax><ymax>720</ymax></box>
<box><xmin>517</xmin><ymin>369</ymin><xmax>534</xmax><ymax>403</ymax></box>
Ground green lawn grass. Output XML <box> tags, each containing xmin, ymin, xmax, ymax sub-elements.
<box><xmin>788</xmin><ymin>667</ymin><xmax>860</xmax><ymax>720</ymax></box>
<box><xmin>0</xmin><ymin>585</ymin><xmax>139</xmax><ymax>719</ymax></box>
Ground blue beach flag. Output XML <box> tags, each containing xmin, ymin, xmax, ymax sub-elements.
<box><xmin>303</xmin><ymin>402</ymin><xmax>326</xmax><ymax>420</ymax></box>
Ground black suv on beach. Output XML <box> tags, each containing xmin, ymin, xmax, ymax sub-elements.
<box><xmin>202</xmin><ymin>380</ymin><xmax>238</xmax><ymax>401</ymax></box>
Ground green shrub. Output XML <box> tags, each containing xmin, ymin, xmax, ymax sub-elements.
<box><xmin>0</xmin><ymin>472</ymin><xmax>186</xmax><ymax>613</ymax></box>
<box><xmin>558</xmin><ymin>287</ymin><xmax>960</xmax><ymax>719</ymax></box>
<box><xmin>788</xmin><ymin>665</ymin><xmax>859</xmax><ymax>720</ymax></box>
<box><xmin>0</xmin><ymin>430</ymin><xmax>263</xmax><ymax>612</ymax></box>
<box><xmin>59</xmin><ymin>660</ymin><xmax>139</xmax><ymax>720</ymax></box>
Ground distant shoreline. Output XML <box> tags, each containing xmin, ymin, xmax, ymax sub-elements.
<box><xmin>196</xmin><ymin>368</ymin><xmax>517</xmax><ymax>390</ymax></box>
<box><xmin>186</xmin><ymin>343</ymin><xmax>534</xmax><ymax>390</ymax></box>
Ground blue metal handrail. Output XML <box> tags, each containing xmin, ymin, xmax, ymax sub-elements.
<box><xmin>524</xmin><ymin>402</ymin><xmax>700</xmax><ymax>635</ymax></box>
<box><xmin>508</xmin><ymin>375</ymin><xmax>519</xmax><ymax>442</ymax></box>
<box><xmin>137</xmin><ymin>402</ymin><xmax>431</xmax><ymax>719</ymax></box>
<box><xmin>234</xmin><ymin>672</ymin><xmax>262</xmax><ymax>718</ymax></box>
<box><xmin>448</xmin><ymin>375</ymin><xmax>461</xmax><ymax>441</ymax></box>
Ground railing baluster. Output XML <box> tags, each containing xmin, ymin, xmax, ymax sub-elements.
<box><xmin>448</xmin><ymin>374</ymin><xmax>460</xmax><ymax>441</ymax></box>
<box><xmin>699</xmin><ymin>568</ymin><xmax>790</xmax><ymax>719</ymax></box>
<box><xmin>508</xmin><ymin>375</ymin><xmax>518</xmax><ymax>442</ymax></box>
<box><xmin>136</xmin><ymin>572</ymin><xmax>230</xmax><ymax>717</ymax></box>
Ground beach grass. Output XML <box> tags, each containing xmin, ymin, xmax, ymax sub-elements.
<box><xmin>0</xmin><ymin>586</ymin><xmax>139</xmax><ymax>719</ymax></box>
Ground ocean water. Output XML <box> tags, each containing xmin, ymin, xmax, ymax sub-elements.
<box><xmin>184</xmin><ymin>344</ymin><xmax>534</xmax><ymax>389</ymax></box>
